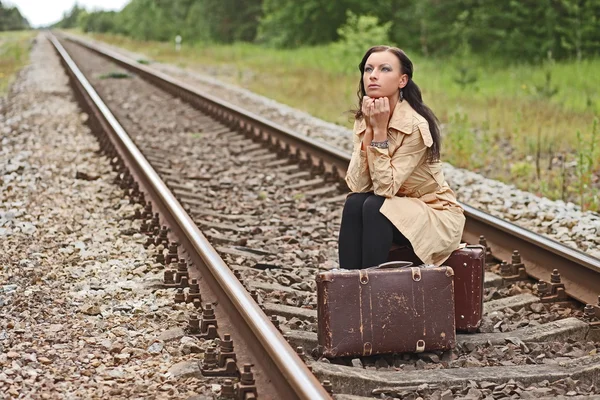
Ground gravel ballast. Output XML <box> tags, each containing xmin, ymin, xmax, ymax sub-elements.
<box><xmin>0</xmin><ymin>34</ymin><xmax>219</xmax><ymax>399</ymax></box>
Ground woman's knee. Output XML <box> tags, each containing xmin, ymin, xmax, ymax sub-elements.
<box><xmin>342</xmin><ymin>193</ymin><xmax>371</xmax><ymax>218</ymax></box>
<box><xmin>362</xmin><ymin>194</ymin><xmax>385</xmax><ymax>218</ymax></box>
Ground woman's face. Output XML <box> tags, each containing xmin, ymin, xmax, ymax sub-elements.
<box><xmin>363</xmin><ymin>51</ymin><xmax>407</xmax><ymax>98</ymax></box>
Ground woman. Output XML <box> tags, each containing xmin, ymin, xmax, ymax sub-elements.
<box><xmin>338</xmin><ymin>45</ymin><xmax>465</xmax><ymax>269</ymax></box>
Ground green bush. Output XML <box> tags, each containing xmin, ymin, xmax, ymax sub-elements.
<box><xmin>333</xmin><ymin>12</ymin><xmax>392</xmax><ymax>73</ymax></box>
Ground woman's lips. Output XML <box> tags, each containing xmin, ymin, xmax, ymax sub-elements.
<box><xmin>368</xmin><ymin>84</ymin><xmax>380</xmax><ymax>89</ymax></box>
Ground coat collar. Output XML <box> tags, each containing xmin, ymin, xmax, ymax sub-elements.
<box><xmin>355</xmin><ymin>100</ymin><xmax>415</xmax><ymax>135</ymax></box>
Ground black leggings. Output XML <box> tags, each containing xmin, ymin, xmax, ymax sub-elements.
<box><xmin>338</xmin><ymin>193</ymin><xmax>412</xmax><ymax>269</ymax></box>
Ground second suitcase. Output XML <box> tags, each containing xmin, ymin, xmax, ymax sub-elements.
<box><xmin>443</xmin><ymin>245</ymin><xmax>485</xmax><ymax>333</ymax></box>
<box><xmin>316</xmin><ymin>262</ymin><xmax>456</xmax><ymax>358</ymax></box>
<box><xmin>388</xmin><ymin>244</ymin><xmax>485</xmax><ymax>333</ymax></box>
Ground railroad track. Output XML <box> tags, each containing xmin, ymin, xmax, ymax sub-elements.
<box><xmin>49</xmin><ymin>31</ymin><xmax>600</xmax><ymax>399</ymax></box>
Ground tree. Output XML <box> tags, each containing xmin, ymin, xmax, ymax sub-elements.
<box><xmin>54</xmin><ymin>3</ymin><xmax>85</xmax><ymax>29</ymax></box>
<box><xmin>0</xmin><ymin>1</ymin><xmax>30</xmax><ymax>31</ymax></box>
<box><xmin>257</xmin><ymin>0</ymin><xmax>369</xmax><ymax>47</ymax></box>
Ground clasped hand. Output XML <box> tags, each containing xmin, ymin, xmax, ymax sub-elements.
<box><xmin>362</xmin><ymin>96</ymin><xmax>390</xmax><ymax>139</ymax></box>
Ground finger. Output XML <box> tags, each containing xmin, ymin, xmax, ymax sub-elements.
<box><xmin>375</xmin><ymin>98</ymin><xmax>382</xmax><ymax>113</ymax></box>
<box><xmin>384</xmin><ymin>97</ymin><xmax>389</xmax><ymax>112</ymax></box>
<box><xmin>363</xmin><ymin>99</ymin><xmax>371</xmax><ymax>115</ymax></box>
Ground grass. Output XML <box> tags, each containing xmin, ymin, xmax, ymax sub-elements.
<box><xmin>76</xmin><ymin>31</ymin><xmax>600</xmax><ymax>211</ymax></box>
<box><xmin>0</xmin><ymin>31</ymin><xmax>35</xmax><ymax>95</ymax></box>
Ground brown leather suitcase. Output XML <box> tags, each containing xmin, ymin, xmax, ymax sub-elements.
<box><xmin>316</xmin><ymin>261</ymin><xmax>456</xmax><ymax>358</ymax></box>
<box><xmin>443</xmin><ymin>245</ymin><xmax>485</xmax><ymax>333</ymax></box>
<box><xmin>388</xmin><ymin>244</ymin><xmax>485</xmax><ymax>333</ymax></box>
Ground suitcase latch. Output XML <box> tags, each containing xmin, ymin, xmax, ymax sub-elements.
<box><xmin>359</xmin><ymin>270</ymin><xmax>369</xmax><ymax>284</ymax></box>
<box><xmin>416</xmin><ymin>340</ymin><xmax>425</xmax><ymax>353</ymax></box>
<box><xmin>411</xmin><ymin>267</ymin><xmax>421</xmax><ymax>282</ymax></box>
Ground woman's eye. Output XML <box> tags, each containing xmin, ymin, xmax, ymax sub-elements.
<box><xmin>382</xmin><ymin>67</ymin><xmax>391</xmax><ymax>72</ymax></box>
<box><xmin>365</xmin><ymin>67</ymin><xmax>373</xmax><ymax>72</ymax></box>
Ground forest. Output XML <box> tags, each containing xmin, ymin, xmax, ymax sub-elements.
<box><xmin>55</xmin><ymin>0</ymin><xmax>600</xmax><ymax>63</ymax></box>
<box><xmin>0</xmin><ymin>1</ymin><xmax>29</xmax><ymax>31</ymax></box>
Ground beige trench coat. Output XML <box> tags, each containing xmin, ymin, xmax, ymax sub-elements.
<box><xmin>345</xmin><ymin>99</ymin><xmax>466</xmax><ymax>266</ymax></box>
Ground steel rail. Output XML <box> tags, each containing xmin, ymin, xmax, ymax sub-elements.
<box><xmin>48</xmin><ymin>32</ymin><xmax>331</xmax><ymax>400</ymax></box>
<box><xmin>60</xmin><ymin>31</ymin><xmax>600</xmax><ymax>307</ymax></box>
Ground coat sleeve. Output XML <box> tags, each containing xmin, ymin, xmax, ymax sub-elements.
<box><xmin>366</xmin><ymin>122</ymin><xmax>430</xmax><ymax>198</ymax></box>
<box><xmin>345</xmin><ymin>127</ymin><xmax>373</xmax><ymax>193</ymax></box>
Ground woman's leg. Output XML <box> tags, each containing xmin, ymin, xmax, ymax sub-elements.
<box><xmin>361</xmin><ymin>195</ymin><xmax>395</xmax><ymax>268</ymax></box>
<box><xmin>362</xmin><ymin>195</ymin><xmax>414</xmax><ymax>268</ymax></box>
<box><xmin>338</xmin><ymin>193</ymin><xmax>372</xmax><ymax>269</ymax></box>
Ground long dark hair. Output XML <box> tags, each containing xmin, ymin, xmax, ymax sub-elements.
<box><xmin>355</xmin><ymin>46</ymin><xmax>441</xmax><ymax>162</ymax></box>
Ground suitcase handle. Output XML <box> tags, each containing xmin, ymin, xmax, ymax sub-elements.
<box><xmin>370</xmin><ymin>261</ymin><xmax>413</xmax><ymax>270</ymax></box>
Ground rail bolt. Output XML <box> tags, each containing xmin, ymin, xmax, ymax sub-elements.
<box><xmin>550</xmin><ymin>269</ymin><xmax>561</xmax><ymax>284</ymax></box>
<box><xmin>189</xmin><ymin>278</ymin><xmax>200</xmax><ymax>293</ymax></box>
<box><xmin>192</xmin><ymin>297</ymin><xmax>202</xmax><ymax>309</ymax></box>
<box><xmin>499</xmin><ymin>260</ymin><xmax>511</xmax><ymax>276</ymax></box>
<box><xmin>166</xmin><ymin>242</ymin><xmax>179</xmax><ymax>264</ymax></box>
<box><xmin>220</xmin><ymin>334</ymin><xmax>234</xmax><ymax>353</ymax></box>
<box><xmin>155</xmin><ymin>251</ymin><xmax>165</xmax><ymax>265</ymax></box>
<box><xmin>218</xmin><ymin>333</ymin><xmax>237</xmax><ymax>368</ymax></box>
<box><xmin>163</xmin><ymin>269</ymin><xmax>175</xmax><ymax>285</ymax></box>
<box><xmin>322</xmin><ymin>380</ymin><xmax>333</xmax><ymax>394</ymax></box>
<box><xmin>186</xmin><ymin>279</ymin><xmax>201</xmax><ymax>303</ymax></box>
<box><xmin>142</xmin><ymin>203</ymin><xmax>153</xmax><ymax>219</ymax></box>
<box><xmin>478</xmin><ymin>235</ymin><xmax>492</xmax><ymax>258</ymax></box>
<box><xmin>220</xmin><ymin>379</ymin><xmax>235</xmax><ymax>398</ymax></box>
<box><xmin>240</xmin><ymin>364</ymin><xmax>255</xmax><ymax>385</ymax></box>
<box><xmin>511</xmin><ymin>250</ymin><xmax>525</xmax><ymax>270</ymax></box>
<box><xmin>296</xmin><ymin>346</ymin><xmax>307</xmax><ymax>362</ymax></box>
<box><xmin>203</xmin><ymin>304</ymin><xmax>216</xmax><ymax>319</ymax></box>
<box><xmin>237</xmin><ymin>364</ymin><xmax>258</xmax><ymax>400</ymax></box>
<box><xmin>270</xmin><ymin>315</ymin><xmax>282</xmax><ymax>333</ymax></box>
<box><xmin>156</xmin><ymin>226</ymin><xmax>169</xmax><ymax>244</ymax></box>
<box><xmin>203</xmin><ymin>347</ymin><xmax>218</xmax><ymax>370</ymax></box>
<box><xmin>132</xmin><ymin>209</ymin><xmax>142</xmax><ymax>220</ymax></box>
<box><xmin>175</xmin><ymin>259</ymin><xmax>189</xmax><ymax>285</ymax></box>
<box><xmin>188</xmin><ymin>314</ymin><xmax>200</xmax><ymax>334</ymax></box>
<box><xmin>150</xmin><ymin>213</ymin><xmax>160</xmax><ymax>229</ymax></box>
<box><xmin>537</xmin><ymin>280</ymin><xmax>548</xmax><ymax>295</ymax></box>
<box><xmin>584</xmin><ymin>304</ymin><xmax>596</xmax><ymax>320</ymax></box>
<box><xmin>174</xmin><ymin>288</ymin><xmax>185</xmax><ymax>304</ymax></box>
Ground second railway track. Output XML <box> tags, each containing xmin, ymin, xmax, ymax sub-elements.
<box><xmin>50</xmin><ymin>32</ymin><xmax>600</xmax><ymax>399</ymax></box>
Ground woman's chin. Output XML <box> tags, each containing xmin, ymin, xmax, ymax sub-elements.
<box><xmin>366</xmin><ymin>91</ymin><xmax>387</xmax><ymax>98</ymax></box>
